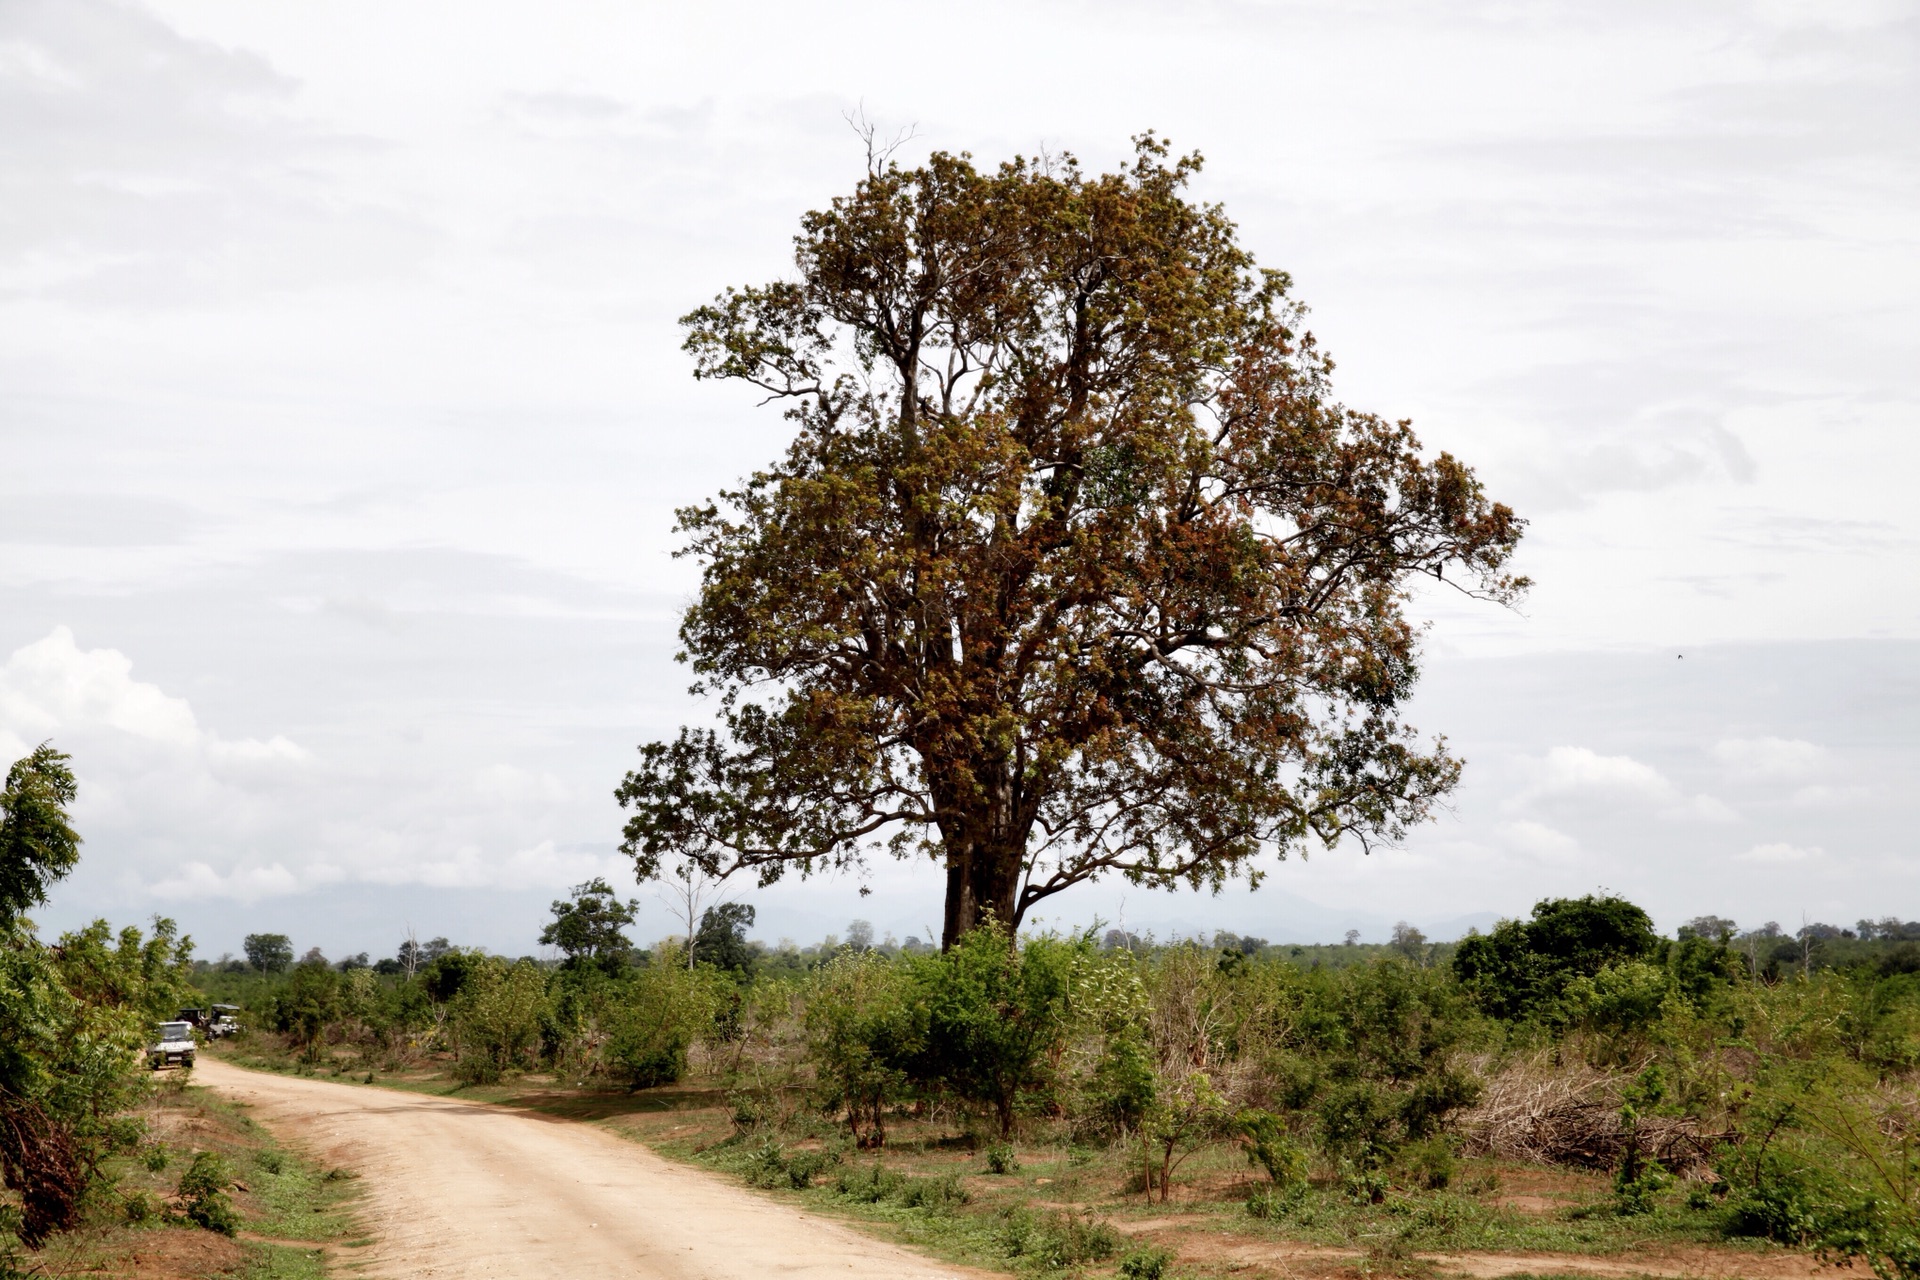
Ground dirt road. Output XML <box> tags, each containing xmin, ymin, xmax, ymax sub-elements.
<box><xmin>195</xmin><ymin>1058</ymin><xmax>966</xmax><ymax>1280</ymax></box>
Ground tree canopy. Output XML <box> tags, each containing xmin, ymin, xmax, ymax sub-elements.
<box><xmin>540</xmin><ymin>878</ymin><xmax>638</xmax><ymax>971</ymax></box>
<box><xmin>1452</xmin><ymin>895</ymin><xmax>1660</xmax><ymax>1021</ymax></box>
<box><xmin>243</xmin><ymin>932</ymin><xmax>293</xmax><ymax>974</ymax></box>
<box><xmin>617</xmin><ymin>137</ymin><xmax>1524</xmax><ymax>946</ymax></box>
<box><xmin>0</xmin><ymin>744</ymin><xmax>81</xmax><ymax>924</ymax></box>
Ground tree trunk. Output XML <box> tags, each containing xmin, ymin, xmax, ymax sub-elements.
<box><xmin>940</xmin><ymin>839</ymin><xmax>1021</xmax><ymax>949</ymax></box>
<box><xmin>935</xmin><ymin>765</ymin><xmax>1027</xmax><ymax>949</ymax></box>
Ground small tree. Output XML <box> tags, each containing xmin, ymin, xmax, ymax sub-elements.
<box><xmin>274</xmin><ymin>961</ymin><xmax>341</xmax><ymax>1053</ymax></box>
<box><xmin>540</xmin><ymin>877</ymin><xmax>639</xmax><ymax>972</ymax></box>
<box><xmin>805</xmin><ymin>951</ymin><xmax>922</xmax><ymax>1146</ymax></box>
<box><xmin>911</xmin><ymin>925</ymin><xmax>1081</xmax><ymax>1136</ymax></box>
<box><xmin>244</xmin><ymin>933</ymin><xmax>293</xmax><ymax>974</ymax></box>
<box><xmin>1390</xmin><ymin>922</ymin><xmax>1429</xmax><ymax>966</ymax></box>
<box><xmin>451</xmin><ymin>959</ymin><xmax>550</xmax><ymax>1084</ymax></box>
<box><xmin>0</xmin><ymin>744</ymin><xmax>81</xmax><ymax>922</ymax></box>
<box><xmin>1453</xmin><ymin>894</ymin><xmax>1659</xmax><ymax>1022</ymax></box>
<box><xmin>694</xmin><ymin>902</ymin><xmax>757</xmax><ymax>975</ymax></box>
<box><xmin>602</xmin><ymin>953</ymin><xmax>719</xmax><ymax>1089</ymax></box>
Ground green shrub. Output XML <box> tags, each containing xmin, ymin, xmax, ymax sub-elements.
<box><xmin>1453</xmin><ymin>895</ymin><xmax>1658</xmax><ymax>1022</ymax></box>
<box><xmin>893</xmin><ymin>1172</ymin><xmax>970</xmax><ymax>1211</ymax></box>
<box><xmin>909</xmin><ymin>925</ymin><xmax>1081</xmax><ymax>1137</ymax></box>
<box><xmin>833</xmin><ymin>1161</ymin><xmax>901</xmax><ymax>1202</ymax></box>
<box><xmin>804</xmin><ymin>952</ymin><xmax>922</xmax><ymax>1147</ymax></box>
<box><xmin>741</xmin><ymin>1139</ymin><xmax>841</xmax><ymax>1190</ymax></box>
<box><xmin>985</xmin><ymin>1142</ymin><xmax>1019</xmax><ymax>1174</ymax></box>
<box><xmin>1235</xmin><ymin>1109</ymin><xmax>1308</xmax><ymax>1189</ymax></box>
<box><xmin>1245</xmin><ymin>1184</ymin><xmax>1306</xmax><ymax>1218</ymax></box>
<box><xmin>1400</xmin><ymin>1135</ymin><xmax>1456</xmax><ymax>1191</ymax></box>
<box><xmin>450</xmin><ymin>958</ymin><xmax>549</xmax><ymax>1084</ymax></box>
<box><xmin>603</xmin><ymin>958</ymin><xmax>718</xmax><ymax>1089</ymax></box>
<box><xmin>176</xmin><ymin>1151</ymin><xmax>239</xmax><ymax>1236</ymax></box>
<box><xmin>996</xmin><ymin>1208</ymin><xmax>1119</xmax><ymax>1268</ymax></box>
<box><xmin>1118</xmin><ymin>1245</ymin><xmax>1174</xmax><ymax>1279</ymax></box>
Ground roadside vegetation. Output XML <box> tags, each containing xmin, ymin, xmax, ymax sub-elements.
<box><xmin>208</xmin><ymin>881</ymin><xmax>1920</xmax><ymax>1279</ymax></box>
<box><xmin>0</xmin><ymin>744</ymin><xmax>359</xmax><ymax>1276</ymax></box>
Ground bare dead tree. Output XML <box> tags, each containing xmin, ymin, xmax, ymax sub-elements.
<box><xmin>655</xmin><ymin>860</ymin><xmax>733</xmax><ymax>970</ymax></box>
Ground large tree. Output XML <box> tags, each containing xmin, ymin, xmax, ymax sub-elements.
<box><xmin>617</xmin><ymin>138</ymin><xmax>1524</xmax><ymax>947</ymax></box>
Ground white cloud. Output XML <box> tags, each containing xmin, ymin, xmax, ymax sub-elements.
<box><xmin>366</xmin><ymin>840</ymin><xmax>619</xmax><ymax>891</ymax></box>
<box><xmin>1511</xmin><ymin>745</ymin><xmax>1737</xmax><ymax>823</ymax></box>
<box><xmin>1789</xmin><ymin>783</ymin><xmax>1872</xmax><ymax>808</ymax></box>
<box><xmin>0</xmin><ymin>626</ymin><xmax>306</xmax><ymax>765</ymax></box>
<box><xmin>1526</xmin><ymin>745</ymin><xmax>1672</xmax><ymax>799</ymax></box>
<box><xmin>0</xmin><ymin>625</ymin><xmax>197</xmax><ymax>744</ymax></box>
<box><xmin>1498</xmin><ymin>820</ymin><xmax>1581</xmax><ymax>861</ymax></box>
<box><xmin>1713</xmin><ymin>736</ymin><xmax>1830</xmax><ymax>781</ymax></box>
<box><xmin>149</xmin><ymin>860</ymin><xmax>303</xmax><ymax>902</ymax></box>
<box><xmin>1736</xmin><ymin>842</ymin><xmax>1824</xmax><ymax>865</ymax></box>
<box><xmin>473</xmin><ymin>764</ymin><xmax>572</xmax><ymax>805</ymax></box>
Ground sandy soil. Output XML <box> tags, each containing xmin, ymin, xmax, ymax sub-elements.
<box><xmin>194</xmin><ymin>1058</ymin><xmax>966</xmax><ymax>1280</ymax></box>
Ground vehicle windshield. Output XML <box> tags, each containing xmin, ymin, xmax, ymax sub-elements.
<box><xmin>157</xmin><ymin>1022</ymin><xmax>192</xmax><ymax>1040</ymax></box>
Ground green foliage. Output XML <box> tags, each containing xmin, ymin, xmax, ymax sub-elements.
<box><xmin>833</xmin><ymin>1161</ymin><xmax>971</xmax><ymax>1211</ymax></box>
<box><xmin>1401</xmin><ymin>1135</ymin><xmax>1457</xmax><ymax>1191</ymax></box>
<box><xmin>272</xmin><ymin>961</ymin><xmax>341</xmax><ymax>1051</ymax></box>
<box><xmin>741</xmin><ymin>1138</ymin><xmax>843</xmax><ymax>1190</ymax></box>
<box><xmin>1715</xmin><ymin>1061</ymin><xmax>1920</xmax><ymax>1277</ymax></box>
<box><xmin>1118</xmin><ymin>1245</ymin><xmax>1175</xmax><ymax>1279</ymax></box>
<box><xmin>1453</xmin><ymin>895</ymin><xmax>1659</xmax><ymax>1022</ymax></box>
<box><xmin>540</xmin><ymin>878</ymin><xmax>638</xmax><ymax>972</ymax></box>
<box><xmin>911</xmin><ymin>925</ymin><xmax>1080</xmax><ymax>1136</ymax></box>
<box><xmin>243</xmin><ymin>933</ymin><xmax>293</xmax><ymax>974</ymax></box>
<box><xmin>0</xmin><ymin>908</ymin><xmax>194</xmax><ymax>1245</ymax></box>
<box><xmin>602</xmin><ymin>954</ymin><xmax>719</xmax><ymax>1089</ymax></box>
<box><xmin>804</xmin><ymin>950</ymin><xmax>921</xmax><ymax>1146</ymax></box>
<box><xmin>0</xmin><ymin>745</ymin><xmax>80</xmax><ymax>923</ymax></box>
<box><xmin>450</xmin><ymin>958</ymin><xmax>550</xmax><ymax>1084</ymax></box>
<box><xmin>985</xmin><ymin>1142</ymin><xmax>1019</xmax><ymax>1174</ymax></box>
<box><xmin>695</xmin><ymin>902</ymin><xmax>758</xmax><ymax>976</ymax></box>
<box><xmin>995</xmin><ymin>1208</ymin><xmax>1120</xmax><ymax>1270</ymax></box>
<box><xmin>1236</xmin><ymin>1109</ymin><xmax>1309</xmax><ymax>1188</ymax></box>
<box><xmin>1084</xmin><ymin>1031</ymin><xmax>1157</xmax><ymax>1135</ymax></box>
<box><xmin>176</xmin><ymin>1151</ymin><xmax>239</xmax><ymax>1236</ymax></box>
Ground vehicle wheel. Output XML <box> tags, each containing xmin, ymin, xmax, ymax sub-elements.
<box><xmin>184</xmin><ymin>1056</ymin><xmax>195</xmax><ymax>1068</ymax></box>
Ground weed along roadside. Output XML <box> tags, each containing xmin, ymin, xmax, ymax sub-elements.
<box><xmin>193</xmin><ymin>896</ymin><xmax>1920</xmax><ymax>1280</ymax></box>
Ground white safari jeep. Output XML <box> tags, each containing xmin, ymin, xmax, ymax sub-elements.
<box><xmin>148</xmin><ymin>1021</ymin><xmax>197</xmax><ymax>1070</ymax></box>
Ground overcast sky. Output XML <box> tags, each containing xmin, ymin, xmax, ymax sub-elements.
<box><xmin>3</xmin><ymin>0</ymin><xmax>1915</xmax><ymax>960</ymax></box>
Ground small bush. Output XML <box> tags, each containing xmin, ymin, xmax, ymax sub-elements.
<box><xmin>1236</xmin><ymin>1109</ymin><xmax>1308</xmax><ymax>1189</ymax></box>
<box><xmin>985</xmin><ymin>1142</ymin><xmax>1019</xmax><ymax>1174</ymax></box>
<box><xmin>1245</xmin><ymin>1185</ymin><xmax>1306</xmax><ymax>1219</ymax></box>
<box><xmin>255</xmin><ymin>1149</ymin><xmax>285</xmax><ymax>1175</ymax></box>
<box><xmin>1401</xmin><ymin>1136</ymin><xmax>1456</xmax><ymax>1190</ymax></box>
<box><xmin>894</xmin><ymin>1173</ymin><xmax>970</xmax><ymax>1211</ymax></box>
<box><xmin>996</xmin><ymin>1208</ymin><xmax>1119</xmax><ymax>1268</ymax></box>
<box><xmin>141</xmin><ymin>1146</ymin><xmax>170</xmax><ymax>1173</ymax></box>
<box><xmin>834</xmin><ymin>1162</ymin><xmax>902</xmax><ymax>1203</ymax></box>
<box><xmin>1118</xmin><ymin>1245</ymin><xmax>1175</xmax><ymax>1279</ymax></box>
<box><xmin>603</xmin><ymin>960</ymin><xmax>718</xmax><ymax>1090</ymax></box>
<box><xmin>176</xmin><ymin>1152</ymin><xmax>239</xmax><ymax>1236</ymax></box>
<box><xmin>741</xmin><ymin>1139</ymin><xmax>841</xmax><ymax>1190</ymax></box>
<box><xmin>121</xmin><ymin>1191</ymin><xmax>155</xmax><ymax>1223</ymax></box>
